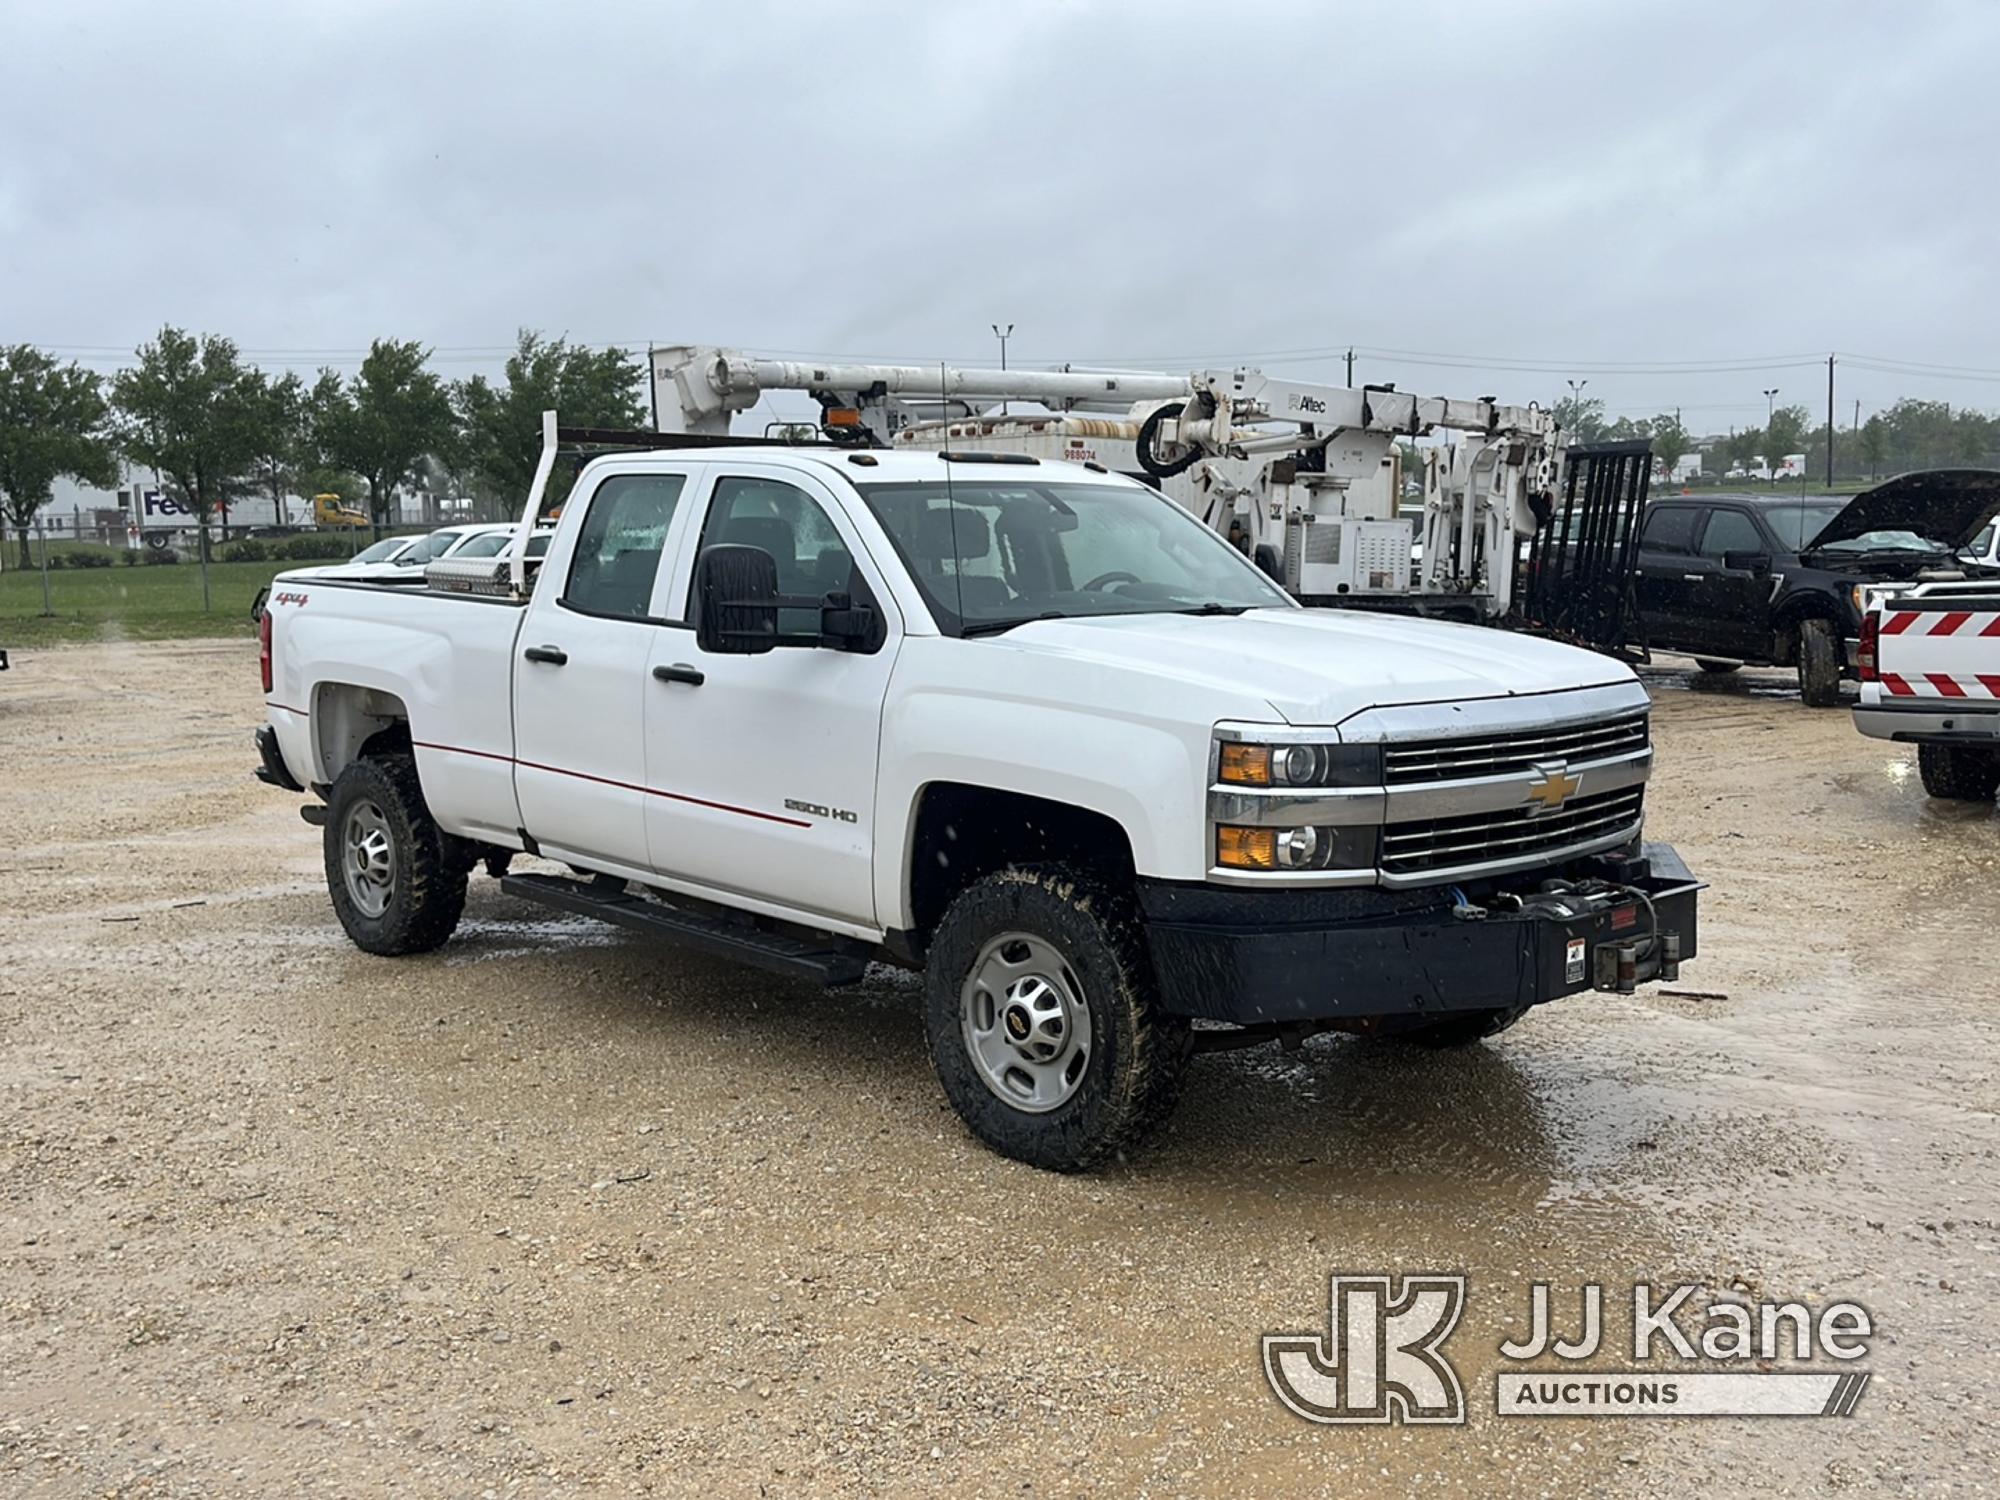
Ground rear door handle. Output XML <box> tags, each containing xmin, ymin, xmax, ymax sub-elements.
<box><xmin>523</xmin><ymin>645</ymin><xmax>568</xmax><ymax>665</ymax></box>
<box><xmin>652</xmin><ymin>662</ymin><xmax>705</xmax><ymax>686</ymax></box>
<box><xmin>1682</xmin><ymin>574</ymin><xmax>1705</xmax><ymax>582</ymax></box>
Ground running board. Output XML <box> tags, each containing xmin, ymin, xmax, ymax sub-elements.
<box><xmin>499</xmin><ymin>873</ymin><xmax>872</xmax><ymax>987</ymax></box>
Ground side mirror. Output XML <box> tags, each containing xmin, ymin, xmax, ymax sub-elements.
<box><xmin>694</xmin><ymin>544</ymin><xmax>779</xmax><ymax>655</ymax></box>
<box><xmin>1722</xmin><ymin>549</ymin><xmax>1771</xmax><ymax>575</ymax></box>
<box><xmin>818</xmin><ymin>591</ymin><xmax>880</xmax><ymax>652</ymax></box>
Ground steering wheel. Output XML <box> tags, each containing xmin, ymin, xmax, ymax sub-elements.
<box><xmin>1081</xmin><ymin>570</ymin><xmax>1140</xmax><ymax>591</ymax></box>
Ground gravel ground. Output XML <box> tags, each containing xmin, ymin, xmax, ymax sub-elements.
<box><xmin>1</xmin><ymin>640</ymin><xmax>1994</xmax><ymax>1497</ymax></box>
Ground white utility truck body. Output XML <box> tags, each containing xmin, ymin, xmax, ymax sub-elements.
<box><xmin>649</xmin><ymin>346</ymin><xmax>1563</xmax><ymax>624</ymax></box>
<box><xmin>257</xmin><ymin>435</ymin><xmax>1699</xmax><ymax>1169</ymax></box>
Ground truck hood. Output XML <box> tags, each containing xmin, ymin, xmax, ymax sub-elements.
<box><xmin>980</xmin><ymin>609</ymin><xmax>1635</xmax><ymax>726</ymax></box>
<box><xmin>1804</xmin><ymin>469</ymin><xmax>2000</xmax><ymax>551</ymax></box>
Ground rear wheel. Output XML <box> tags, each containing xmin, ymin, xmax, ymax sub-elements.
<box><xmin>1795</xmin><ymin>618</ymin><xmax>1841</xmax><ymax>707</ymax></box>
<box><xmin>1917</xmin><ymin>743</ymin><xmax>2000</xmax><ymax>802</ymax></box>
<box><xmin>323</xmin><ymin>753</ymin><xmax>467</xmax><ymax>955</ymax></box>
<box><xmin>1695</xmin><ymin>659</ymin><xmax>1740</xmax><ymax>675</ymax></box>
<box><xmin>924</xmin><ymin>865</ymin><xmax>1189</xmax><ymax>1171</ymax></box>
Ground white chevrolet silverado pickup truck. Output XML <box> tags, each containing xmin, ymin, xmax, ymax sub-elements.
<box><xmin>256</xmin><ymin>437</ymin><xmax>1701</xmax><ymax>1170</ymax></box>
<box><xmin>1854</xmin><ymin>580</ymin><xmax>2000</xmax><ymax>800</ymax></box>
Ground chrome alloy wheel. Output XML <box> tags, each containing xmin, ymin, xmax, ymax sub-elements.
<box><xmin>342</xmin><ymin>798</ymin><xmax>396</xmax><ymax>918</ymax></box>
<box><xmin>960</xmin><ymin>931</ymin><xmax>1093</xmax><ymax>1113</ymax></box>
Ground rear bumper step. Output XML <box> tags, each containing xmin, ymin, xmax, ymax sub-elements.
<box><xmin>500</xmin><ymin>872</ymin><xmax>871</xmax><ymax>987</ymax></box>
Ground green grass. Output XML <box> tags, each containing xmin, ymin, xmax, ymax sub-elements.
<box><xmin>0</xmin><ymin>557</ymin><xmax>302</xmax><ymax>645</ymax></box>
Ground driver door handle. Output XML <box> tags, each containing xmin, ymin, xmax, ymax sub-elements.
<box><xmin>1682</xmin><ymin>573</ymin><xmax>1705</xmax><ymax>582</ymax></box>
<box><xmin>652</xmin><ymin>662</ymin><xmax>705</xmax><ymax>686</ymax></box>
<box><xmin>523</xmin><ymin>645</ymin><xmax>568</xmax><ymax>665</ymax></box>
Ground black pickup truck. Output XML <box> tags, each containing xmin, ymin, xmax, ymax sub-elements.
<box><xmin>1632</xmin><ymin>471</ymin><xmax>2000</xmax><ymax>706</ymax></box>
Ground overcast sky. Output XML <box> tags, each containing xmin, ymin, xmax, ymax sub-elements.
<box><xmin>6</xmin><ymin>0</ymin><xmax>1999</xmax><ymax>436</ymax></box>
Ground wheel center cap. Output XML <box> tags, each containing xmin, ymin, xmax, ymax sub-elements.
<box><xmin>1004</xmin><ymin>1005</ymin><xmax>1032</xmax><ymax>1041</ymax></box>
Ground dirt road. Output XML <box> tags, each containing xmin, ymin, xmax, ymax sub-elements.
<box><xmin>1</xmin><ymin>642</ymin><xmax>1994</xmax><ymax>1496</ymax></box>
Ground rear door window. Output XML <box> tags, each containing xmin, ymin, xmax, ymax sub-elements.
<box><xmin>563</xmin><ymin>474</ymin><xmax>688</xmax><ymax>619</ymax></box>
<box><xmin>1639</xmin><ymin>507</ymin><xmax>1698</xmax><ymax>555</ymax></box>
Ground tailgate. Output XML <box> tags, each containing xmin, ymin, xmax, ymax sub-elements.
<box><xmin>1878</xmin><ymin>589</ymin><xmax>2000</xmax><ymax>701</ymax></box>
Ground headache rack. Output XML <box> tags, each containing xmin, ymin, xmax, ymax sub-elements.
<box><xmin>1515</xmin><ymin>439</ymin><xmax>1653</xmax><ymax>655</ymax></box>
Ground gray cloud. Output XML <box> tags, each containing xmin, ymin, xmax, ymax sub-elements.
<box><xmin>5</xmin><ymin>0</ymin><xmax>1998</xmax><ymax>429</ymax></box>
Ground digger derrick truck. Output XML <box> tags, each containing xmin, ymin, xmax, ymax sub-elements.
<box><xmin>649</xmin><ymin>346</ymin><xmax>1643</xmax><ymax>651</ymax></box>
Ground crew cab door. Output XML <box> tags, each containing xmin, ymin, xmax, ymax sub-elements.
<box><xmin>1688</xmin><ymin>506</ymin><xmax>1774</xmax><ymax>659</ymax></box>
<box><xmin>641</xmin><ymin>466</ymin><xmax>900</xmax><ymax>928</ymax></box>
<box><xmin>512</xmin><ymin>465</ymin><xmax>701</xmax><ymax>875</ymax></box>
<box><xmin>1634</xmin><ymin>505</ymin><xmax>1703</xmax><ymax>649</ymax></box>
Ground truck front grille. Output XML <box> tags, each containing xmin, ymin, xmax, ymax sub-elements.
<box><xmin>1382</xmin><ymin>711</ymin><xmax>1649</xmax><ymax>785</ymax></box>
<box><xmin>1379</xmin><ymin>786</ymin><xmax>1644</xmax><ymax>876</ymax></box>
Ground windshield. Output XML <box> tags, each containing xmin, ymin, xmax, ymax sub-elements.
<box><xmin>397</xmin><ymin>529</ymin><xmax>467</xmax><ymax>565</ymax></box>
<box><xmin>1968</xmin><ymin>522</ymin><xmax>1996</xmax><ymax>560</ymax></box>
<box><xmin>854</xmin><ymin>477</ymin><xmax>1292</xmax><ymax>633</ymax></box>
<box><xmin>1762</xmin><ymin>502</ymin><xmax>1945</xmax><ymax>554</ymax></box>
<box><xmin>349</xmin><ymin>537</ymin><xmax>407</xmax><ymax>564</ymax></box>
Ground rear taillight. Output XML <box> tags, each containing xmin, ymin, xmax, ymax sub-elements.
<box><xmin>1857</xmin><ymin>609</ymin><xmax>1879</xmax><ymax>683</ymax></box>
<box><xmin>259</xmin><ymin>608</ymin><xmax>274</xmax><ymax>694</ymax></box>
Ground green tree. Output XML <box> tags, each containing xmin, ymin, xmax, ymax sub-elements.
<box><xmin>452</xmin><ymin>331</ymin><xmax>646</xmax><ymax>511</ymax></box>
<box><xmin>1552</xmin><ymin>394</ymin><xmax>1607</xmax><ymax>444</ymax></box>
<box><xmin>111</xmin><ymin>328</ymin><xmax>264</xmax><ymax>595</ymax></box>
<box><xmin>1857</xmin><ymin>415</ymin><xmax>1888</xmax><ymax>479</ymax></box>
<box><xmin>0</xmin><ymin>345</ymin><xmax>119</xmax><ymax>570</ymax></box>
<box><xmin>245</xmin><ymin>370</ymin><xmax>308</xmax><ymax>527</ymax></box>
<box><xmin>1648</xmin><ymin>412</ymin><xmax>1692</xmax><ymax>481</ymax></box>
<box><xmin>1765</xmin><ymin>404</ymin><xmax>1811</xmax><ymax>476</ymax></box>
<box><xmin>311</xmin><ymin>340</ymin><xmax>455</xmax><ymax>534</ymax></box>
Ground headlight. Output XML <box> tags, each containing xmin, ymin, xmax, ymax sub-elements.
<box><xmin>1217</xmin><ymin>823</ymin><xmax>1375</xmax><ymax>871</ymax></box>
<box><xmin>1216</xmin><ymin>741</ymin><xmax>1381</xmax><ymax>788</ymax></box>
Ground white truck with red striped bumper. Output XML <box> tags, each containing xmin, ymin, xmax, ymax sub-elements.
<box><xmin>255</xmin><ymin>440</ymin><xmax>1701</xmax><ymax>1170</ymax></box>
<box><xmin>1855</xmin><ymin>582</ymin><xmax>2000</xmax><ymax>800</ymax></box>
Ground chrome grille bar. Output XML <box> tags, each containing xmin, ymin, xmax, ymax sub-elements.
<box><xmin>1380</xmin><ymin>787</ymin><xmax>1644</xmax><ymax>874</ymax></box>
<box><xmin>1383</xmin><ymin>711</ymin><xmax>1649</xmax><ymax>784</ymax></box>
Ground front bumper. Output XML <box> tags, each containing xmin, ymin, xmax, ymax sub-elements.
<box><xmin>1139</xmin><ymin>843</ymin><xmax>1701</xmax><ymax>1025</ymax></box>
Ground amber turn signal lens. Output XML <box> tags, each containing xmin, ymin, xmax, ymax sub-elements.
<box><xmin>1216</xmin><ymin>825</ymin><xmax>1278</xmax><ymax>869</ymax></box>
<box><xmin>1218</xmin><ymin>743</ymin><xmax>1272</xmax><ymax>786</ymax></box>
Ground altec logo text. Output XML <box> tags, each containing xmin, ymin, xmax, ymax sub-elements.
<box><xmin>1264</xmin><ymin>1276</ymin><xmax>1873</xmax><ymax>1425</ymax></box>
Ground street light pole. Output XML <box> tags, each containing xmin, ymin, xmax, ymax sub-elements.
<box><xmin>1762</xmin><ymin>387</ymin><xmax>1779</xmax><ymax>423</ymax></box>
<box><xmin>1565</xmin><ymin>379</ymin><xmax>1588</xmax><ymax>435</ymax></box>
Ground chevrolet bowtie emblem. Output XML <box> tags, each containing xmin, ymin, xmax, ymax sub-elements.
<box><xmin>1525</xmin><ymin>764</ymin><xmax>1581</xmax><ymax>812</ymax></box>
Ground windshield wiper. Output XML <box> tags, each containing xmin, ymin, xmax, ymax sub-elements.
<box><xmin>1167</xmin><ymin>602</ymin><xmax>1253</xmax><ymax>616</ymax></box>
<box><xmin>958</xmin><ymin>612</ymin><xmax>1066</xmax><ymax>638</ymax></box>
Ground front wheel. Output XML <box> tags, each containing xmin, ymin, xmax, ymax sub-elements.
<box><xmin>1795</xmin><ymin>618</ymin><xmax>1842</xmax><ymax>707</ymax></box>
<box><xmin>924</xmin><ymin>866</ymin><xmax>1189</xmax><ymax>1171</ymax></box>
<box><xmin>323</xmin><ymin>753</ymin><xmax>467</xmax><ymax>955</ymax></box>
<box><xmin>1917</xmin><ymin>742</ymin><xmax>2000</xmax><ymax>801</ymax></box>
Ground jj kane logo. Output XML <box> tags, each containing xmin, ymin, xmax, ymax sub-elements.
<box><xmin>1263</xmin><ymin>1276</ymin><xmax>1467</xmax><ymax>1425</ymax></box>
<box><xmin>1265</xmin><ymin>1275</ymin><xmax>1872</xmax><ymax>1425</ymax></box>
